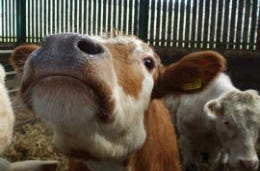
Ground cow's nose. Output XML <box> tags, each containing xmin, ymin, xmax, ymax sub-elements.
<box><xmin>77</xmin><ymin>37</ymin><xmax>104</xmax><ymax>55</ymax></box>
<box><xmin>239</xmin><ymin>159</ymin><xmax>258</xmax><ymax>170</ymax></box>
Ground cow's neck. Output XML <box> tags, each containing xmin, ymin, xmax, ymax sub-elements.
<box><xmin>84</xmin><ymin>160</ymin><xmax>129</xmax><ymax>171</ymax></box>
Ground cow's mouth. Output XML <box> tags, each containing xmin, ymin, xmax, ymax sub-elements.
<box><xmin>21</xmin><ymin>73</ymin><xmax>115</xmax><ymax>123</ymax></box>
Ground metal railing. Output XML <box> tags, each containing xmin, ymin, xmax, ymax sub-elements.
<box><xmin>0</xmin><ymin>0</ymin><xmax>260</xmax><ymax>50</ymax></box>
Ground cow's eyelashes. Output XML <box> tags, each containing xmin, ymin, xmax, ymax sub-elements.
<box><xmin>143</xmin><ymin>57</ymin><xmax>155</xmax><ymax>71</ymax></box>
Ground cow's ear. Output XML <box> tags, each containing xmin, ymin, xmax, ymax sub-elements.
<box><xmin>10</xmin><ymin>44</ymin><xmax>39</xmax><ymax>73</ymax></box>
<box><xmin>11</xmin><ymin>160</ymin><xmax>58</xmax><ymax>171</ymax></box>
<box><xmin>153</xmin><ymin>51</ymin><xmax>225</xmax><ymax>98</ymax></box>
<box><xmin>204</xmin><ymin>99</ymin><xmax>223</xmax><ymax>120</ymax></box>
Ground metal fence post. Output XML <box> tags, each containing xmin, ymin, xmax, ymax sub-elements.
<box><xmin>17</xmin><ymin>0</ymin><xmax>26</xmax><ymax>45</ymax></box>
<box><xmin>257</xmin><ymin>17</ymin><xmax>260</xmax><ymax>51</ymax></box>
<box><xmin>138</xmin><ymin>0</ymin><xmax>149</xmax><ymax>42</ymax></box>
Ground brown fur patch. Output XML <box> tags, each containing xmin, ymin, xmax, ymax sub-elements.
<box><xmin>153</xmin><ymin>50</ymin><xmax>226</xmax><ymax>97</ymax></box>
<box><xmin>129</xmin><ymin>99</ymin><xmax>182</xmax><ymax>171</ymax></box>
<box><xmin>9</xmin><ymin>44</ymin><xmax>39</xmax><ymax>73</ymax></box>
<box><xmin>107</xmin><ymin>43</ymin><xmax>144</xmax><ymax>99</ymax></box>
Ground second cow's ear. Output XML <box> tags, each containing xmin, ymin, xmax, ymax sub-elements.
<box><xmin>10</xmin><ymin>44</ymin><xmax>39</xmax><ymax>73</ymax></box>
<box><xmin>204</xmin><ymin>99</ymin><xmax>223</xmax><ymax>120</ymax></box>
<box><xmin>153</xmin><ymin>51</ymin><xmax>226</xmax><ymax>98</ymax></box>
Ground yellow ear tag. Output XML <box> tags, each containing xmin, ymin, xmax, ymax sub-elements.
<box><xmin>181</xmin><ymin>78</ymin><xmax>202</xmax><ymax>91</ymax></box>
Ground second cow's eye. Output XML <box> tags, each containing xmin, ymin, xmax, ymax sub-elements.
<box><xmin>224</xmin><ymin>121</ymin><xmax>232</xmax><ymax>129</ymax></box>
<box><xmin>143</xmin><ymin>57</ymin><xmax>155</xmax><ymax>71</ymax></box>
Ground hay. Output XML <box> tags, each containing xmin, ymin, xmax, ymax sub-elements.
<box><xmin>3</xmin><ymin>96</ymin><xmax>68</xmax><ymax>171</ymax></box>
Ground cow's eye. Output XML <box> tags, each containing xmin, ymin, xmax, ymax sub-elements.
<box><xmin>143</xmin><ymin>58</ymin><xmax>155</xmax><ymax>70</ymax></box>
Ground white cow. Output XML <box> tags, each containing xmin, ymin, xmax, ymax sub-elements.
<box><xmin>166</xmin><ymin>73</ymin><xmax>260</xmax><ymax>171</ymax></box>
<box><xmin>0</xmin><ymin>64</ymin><xmax>14</xmax><ymax>154</ymax></box>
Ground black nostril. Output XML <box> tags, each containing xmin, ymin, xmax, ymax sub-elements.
<box><xmin>77</xmin><ymin>39</ymin><xmax>104</xmax><ymax>55</ymax></box>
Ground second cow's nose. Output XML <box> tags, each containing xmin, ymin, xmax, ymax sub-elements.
<box><xmin>240</xmin><ymin>159</ymin><xmax>258</xmax><ymax>170</ymax></box>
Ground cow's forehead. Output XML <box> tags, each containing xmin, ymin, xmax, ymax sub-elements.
<box><xmin>92</xmin><ymin>35</ymin><xmax>156</xmax><ymax>58</ymax></box>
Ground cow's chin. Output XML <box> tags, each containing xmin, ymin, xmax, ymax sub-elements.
<box><xmin>31</xmin><ymin>76</ymin><xmax>100</xmax><ymax>124</ymax></box>
<box><xmin>29</xmin><ymin>76</ymin><xmax>146</xmax><ymax>160</ymax></box>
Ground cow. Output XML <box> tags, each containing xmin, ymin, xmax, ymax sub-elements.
<box><xmin>165</xmin><ymin>72</ymin><xmax>260</xmax><ymax>171</ymax></box>
<box><xmin>10</xmin><ymin>33</ymin><xmax>225</xmax><ymax>171</ymax></box>
<box><xmin>0</xmin><ymin>64</ymin><xmax>58</xmax><ymax>171</ymax></box>
<box><xmin>0</xmin><ymin>64</ymin><xmax>14</xmax><ymax>154</ymax></box>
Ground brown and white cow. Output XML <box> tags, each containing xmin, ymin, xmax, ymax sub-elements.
<box><xmin>10</xmin><ymin>33</ymin><xmax>225</xmax><ymax>171</ymax></box>
<box><xmin>166</xmin><ymin>72</ymin><xmax>260</xmax><ymax>171</ymax></box>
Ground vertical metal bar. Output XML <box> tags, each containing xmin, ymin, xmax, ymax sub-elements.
<box><xmin>162</xmin><ymin>0</ymin><xmax>168</xmax><ymax>47</ymax></box>
<box><xmin>69</xmin><ymin>0</ymin><xmax>72</xmax><ymax>33</ymax></box>
<box><xmin>159</xmin><ymin>0</ymin><xmax>164</xmax><ymax>47</ymax></box>
<box><xmin>78</xmin><ymin>0</ymin><xmax>82</xmax><ymax>33</ymax></box>
<box><xmin>233</xmin><ymin>0</ymin><xmax>239</xmax><ymax>49</ymax></box>
<box><xmin>28</xmin><ymin>0</ymin><xmax>30</xmax><ymax>42</ymax></box>
<box><xmin>176</xmin><ymin>0</ymin><xmax>181</xmax><ymax>47</ymax></box>
<box><xmin>76</xmin><ymin>0</ymin><xmax>79</xmax><ymax>33</ymax></box>
<box><xmin>150</xmin><ymin>0</ymin><xmax>156</xmax><ymax>45</ymax></box>
<box><xmin>99</xmin><ymin>0</ymin><xmax>102</xmax><ymax>35</ymax></box>
<box><xmin>188</xmin><ymin>0</ymin><xmax>193</xmax><ymax>48</ymax></box>
<box><xmin>12</xmin><ymin>0</ymin><xmax>15</xmax><ymax>42</ymax></box>
<box><xmin>90</xmin><ymin>0</ymin><xmax>93</xmax><ymax>35</ymax></box>
<box><xmin>44</xmin><ymin>0</ymin><xmax>46</xmax><ymax>36</ymax></box>
<box><xmin>235</xmin><ymin>1</ymin><xmax>242</xmax><ymax>50</ymax></box>
<box><xmin>47</xmin><ymin>0</ymin><xmax>51</xmax><ymax>34</ymax></box>
<box><xmin>182</xmin><ymin>0</ymin><xmax>187</xmax><ymax>48</ymax></box>
<box><xmin>122</xmin><ymin>0</ymin><xmax>127</xmax><ymax>33</ymax></box>
<box><xmin>4</xmin><ymin>0</ymin><xmax>7</xmax><ymax>42</ymax></box>
<box><xmin>206</xmin><ymin>0</ymin><xmax>212</xmax><ymax>48</ymax></box>
<box><xmin>39</xmin><ymin>0</ymin><xmax>43</xmax><ymax>41</ymax></box>
<box><xmin>216</xmin><ymin>0</ymin><xmax>223</xmax><ymax>49</ymax></box>
<box><xmin>156</xmin><ymin>0</ymin><xmax>162</xmax><ymax>46</ymax></box>
<box><xmin>245</xmin><ymin>0</ymin><xmax>252</xmax><ymax>50</ymax></box>
<box><xmin>114</xmin><ymin>0</ymin><xmax>121</xmax><ymax>33</ymax></box>
<box><xmin>8</xmin><ymin>0</ymin><xmax>10</xmax><ymax>42</ymax></box>
<box><xmin>254</xmin><ymin>0</ymin><xmax>260</xmax><ymax>50</ymax></box>
<box><xmin>190</xmin><ymin>0</ymin><xmax>197</xmax><ymax>48</ymax></box>
<box><xmin>35</xmin><ymin>0</ymin><xmax>38</xmax><ymax>42</ymax></box>
<box><xmin>96</xmin><ymin>0</ymin><xmax>99</xmax><ymax>35</ymax></box>
<box><xmin>125</xmin><ymin>0</ymin><xmax>129</xmax><ymax>34</ymax></box>
<box><xmin>61</xmin><ymin>0</ymin><xmax>64</xmax><ymax>32</ymax></box>
<box><xmin>133</xmin><ymin>0</ymin><xmax>139</xmax><ymax>35</ymax></box>
<box><xmin>129</xmin><ymin>0</ymin><xmax>133</xmax><ymax>35</ymax></box>
<box><xmin>86</xmin><ymin>0</ymin><xmax>89</xmax><ymax>34</ymax></box>
<box><xmin>0</xmin><ymin>0</ymin><xmax>2</xmax><ymax>42</ymax></box>
<box><xmin>16</xmin><ymin>0</ymin><xmax>26</xmax><ymax>44</ymax></box>
<box><xmin>138</xmin><ymin>0</ymin><xmax>149</xmax><ymax>42</ymax></box>
<box><xmin>107</xmin><ymin>0</ymin><xmax>113</xmax><ymax>36</ymax></box>
<box><xmin>194</xmin><ymin>0</ymin><xmax>199</xmax><ymax>48</ymax></box>
<box><xmin>32</xmin><ymin>0</ymin><xmax>35</xmax><ymax>42</ymax></box>
<box><xmin>170</xmin><ymin>0</ymin><xmax>175</xmax><ymax>47</ymax></box>
<box><xmin>239</xmin><ymin>0</ymin><xmax>246</xmax><ymax>50</ymax></box>
<box><xmin>200</xmin><ymin>0</ymin><xmax>206</xmax><ymax>48</ymax></box>
<box><xmin>220</xmin><ymin>0</ymin><xmax>226</xmax><ymax>48</ymax></box>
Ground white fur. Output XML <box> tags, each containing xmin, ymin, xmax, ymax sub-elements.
<box><xmin>0</xmin><ymin>64</ymin><xmax>6</xmax><ymax>84</ymax></box>
<box><xmin>0</xmin><ymin>64</ymin><xmax>14</xmax><ymax>154</ymax></box>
